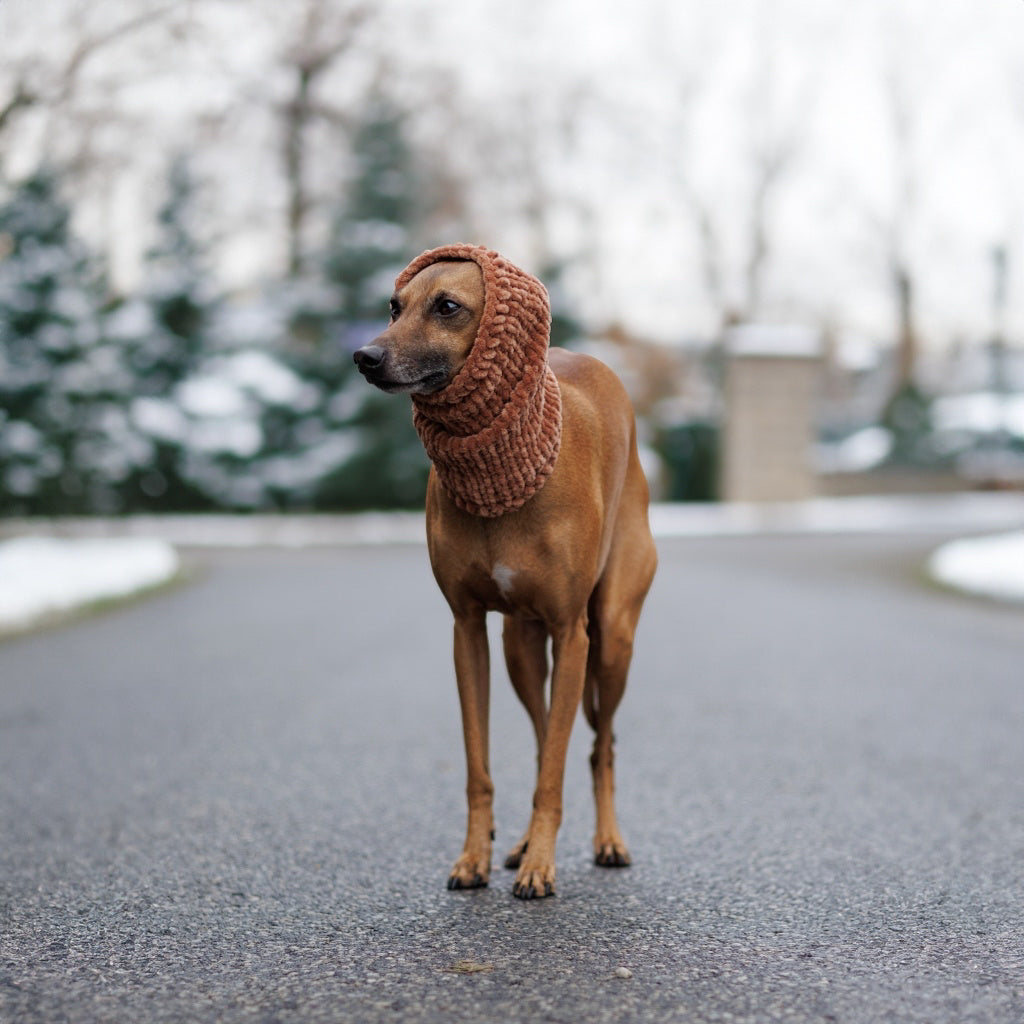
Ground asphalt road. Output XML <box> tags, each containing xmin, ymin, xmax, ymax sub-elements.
<box><xmin>1</xmin><ymin>533</ymin><xmax>1022</xmax><ymax>1023</ymax></box>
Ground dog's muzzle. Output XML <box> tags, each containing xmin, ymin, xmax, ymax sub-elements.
<box><xmin>353</xmin><ymin>344</ymin><xmax>386</xmax><ymax>376</ymax></box>
<box><xmin>353</xmin><ymin>344</ymin><xmax>450</xmax><ymax>394</ymax></box>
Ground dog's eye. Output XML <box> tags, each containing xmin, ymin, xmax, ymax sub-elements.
<box><xmin>436</xmin><ymin>298</ymin><xmax>462</xmax><ymax>317</ymax></box>
<box><xmin>389</xmin><ymin>299</ymin><xmax>401</xmax><ymax>321</ymax></box>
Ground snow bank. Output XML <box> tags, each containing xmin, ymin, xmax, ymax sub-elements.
<box><xmin>815</xmin><ymin>427</ymin><xmax>893</xmax><ymax>473</ymax></box>
<box><xmin>650</xmin><ymin>493</ymin><xmax>1024</xmax><ymax>538</ymax></box>
<box><xmin>0</xmin><ymin>537</ymin><xmax>180</xmax><ymax>633</ymax></box>
<box><xmin>928</xmin><ymin>532</ymin><xmax>1024</xmax><ymax>604</ymax></box>
<box><xmin>932</xmin><ymin>392</ymin><xmax>1024</xmax><ymax>438</ymax></box>
<box><xmin>0</xmin><ymin>496</ymin><xmax>1021</xmax><ymax>637</ymax></box>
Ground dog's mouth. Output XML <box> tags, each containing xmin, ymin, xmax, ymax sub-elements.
<box><xmin>360</xmin><ymin>366</ymin><xmax>450</xmax><ymax>395</ymax></box>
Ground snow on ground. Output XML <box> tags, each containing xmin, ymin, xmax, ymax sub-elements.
<box><xmin>1</xmin><ymin>495</ymin><xmax>1021</xmax><ymax>634</ymax></box>
<box><xmin>649</xmin><ymin>493</ymin><xmax>1024</xmax><ymax>538</ymax></box>
<box><xmin>0</xmin><ymin>537</ymin><xmax>180</xmax><ymax>634</ymax></box>
<box><xmin>927</xmin><ymin>531</ymin><xmax>1024</xmax><ymax>604</ymax></box>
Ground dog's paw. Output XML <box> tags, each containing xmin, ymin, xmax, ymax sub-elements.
<box><xmin>447</xmin><ymin>873</ymin><xmax>488</xmax><ymax>890</ymax></box>
<box><xmin>447</xmin><ymin>853</ymin><xmax>491</xmax><ymax>891</ymax></box>
<box><xmin>512</xmin><ymin>865</ymin><xmax>556</xmax><ymax>900</ymax></box>
<box><xmin>594</xmin><ymin>839</ymin><xmax>631</xmax><ymax>868</ymax></box>
<box><xmin>503</xmin><ymin>838</ymin><xmax>529</xmax><ymax>870</ymax></box>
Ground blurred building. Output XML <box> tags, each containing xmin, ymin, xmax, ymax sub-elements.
<box><xmin>720</xmin><ymin>325</ymin><xmax>822</xmax><ymax>503</ymax></box>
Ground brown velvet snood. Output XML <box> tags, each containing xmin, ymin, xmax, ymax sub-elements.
<box><xmin>395</xmin><ymin>244</ymin><xmax>562</xmax><ymax>518</ymax></box>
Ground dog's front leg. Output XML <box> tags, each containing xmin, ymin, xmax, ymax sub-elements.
<box><xmin>447</xmin><ymin>607</ymin><xmax>494</xmax><ymax>890</ymax></box>
<box><xmin>512</xmin><ymin>616</ymin><xmax>589</xmax><ymax>899</ymax></box>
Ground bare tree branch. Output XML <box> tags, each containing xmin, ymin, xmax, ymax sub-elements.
<box><xmin>0</xmin><ymin>2</ymin><xmax>183</xmax><ymax>166</ymax></box>
<box><xmin>58</xmin><ymin>6</ymin><xmax>179</xmax><ymax>99</ymax></box>
<box><xmin>743</xmin><ymin>132</ymin><xmax>799</xmax><ymax>321</ymax></box>
<box><xmin>0</xmin><ymin>81</ymin><xmax>37</xmax><ymax>136</ymax></box>
<box><xmin>278</xmin><ymin>0</ymin><xmax>372</xmax><ymax>276</ymax></box>
<box><xmin>882</xmin><ymin>58</ymin><xmax>922</xmax><ymax>393</ymax></box>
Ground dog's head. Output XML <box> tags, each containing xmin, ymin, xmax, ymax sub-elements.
<box><xmin>353</xmin><ymin>260</ymin><xmax>484</xmax><ymax>394</ymax></box>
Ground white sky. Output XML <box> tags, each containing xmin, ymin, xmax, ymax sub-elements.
<box><xmin>415</xmin><ymin>0</ymin><xmax>1024</xmax><ymax>344</ymax></box>
<box><xmin>2</xmin><ymin>0</ymin><xmax>1022</xmax><ymax>351</ymax></box>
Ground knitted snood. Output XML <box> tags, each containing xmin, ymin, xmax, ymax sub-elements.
<box><xmin>396</xmin><ymin>244</ymin><xmax>562</xmax><ymax>518</ymax></box>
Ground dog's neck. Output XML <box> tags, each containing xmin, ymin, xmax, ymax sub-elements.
<box><xmin>412</xmin><ymin>359</ymin><xmax>562</xmax><ymax>519</ymax></box>
<box><xmin>405</xmin><ymin>246</ymin><xmax>562</xmax><ymax>518</ymax></box>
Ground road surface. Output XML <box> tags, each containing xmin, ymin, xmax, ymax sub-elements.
<box><xmin>1</xmin><ymin>533</ymin><xmax>1022</xmax><ymax>1023</ymax></box>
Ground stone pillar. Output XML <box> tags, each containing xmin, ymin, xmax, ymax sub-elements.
<box><xmin>720</xmin><ymin>324</ymin><xmax>822</xmax><ymax>503</ymax></box>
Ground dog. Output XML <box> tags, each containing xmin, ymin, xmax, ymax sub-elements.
<box><xmin>354</xmin><ymin>246</ymin><xmax>656</xmax><ymax>899</ymax></box>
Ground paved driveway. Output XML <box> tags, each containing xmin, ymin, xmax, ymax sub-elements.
<box><xmin>1</xmin><ymin>534</ymin><xmax>1022</xmax><ymax>1022</ymax></box>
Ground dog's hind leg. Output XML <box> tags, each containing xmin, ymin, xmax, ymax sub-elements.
<box><xmin>586</xmin><ymin>502</ymin><xmax>657</xmax><ymax>867</ymax></box>
<box><xmin>448</xmin><ymin>607</ymin><xmax>494</xmax><ymax>889</ymax></box>
<box><xmin>501</xmin><ymin>615</ymin><xmax>548</xmax><ymax>869</ymax></box>
<box><xmin>584</xmin><ymin>610</ymin><xmax>634</xmax><ymax>867</ymax></box>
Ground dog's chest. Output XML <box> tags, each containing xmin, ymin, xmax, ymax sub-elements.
<box><xmin>491</xmin><ymin>562</ymin><xmax>518</xmax><ymax>600</ymax></box>
<box><xmin>427</xmin><ymin>497</ymin><xmax>566</xmax><ymax>617</ymax></box>
<box><xmin>444</xmin><ymin>554</ymin><xmax>541</xmax><ymax>616</ymax></box>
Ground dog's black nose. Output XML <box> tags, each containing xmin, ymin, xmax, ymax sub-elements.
<box><xmin>353</xmin><ymin>345</ymin><xmax>386</xmax><ymax>371</ymax></box>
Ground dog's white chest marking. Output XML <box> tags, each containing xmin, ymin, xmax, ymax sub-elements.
<box><xmin>492</xmin><ymin>563</ymin><xmax>518</xmax><ymax>599</ymax></box>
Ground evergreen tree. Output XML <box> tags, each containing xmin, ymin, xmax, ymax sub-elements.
<box><xmin>880</xmin><ymin>381</ymin><xmax>938</xmax><ymax>467</ymax></box>
<box><xmin>115</xmin><ymin>155</ymin><xmax>225</xmax><ymax>511</ymax></box>
<box><xmin>0</xmin><ymin>169</ymin><xmax>131</xmax><ymax>514</ymax></box>
<box><xmin>325</xmin><ymin>97</ymin><xmax>417</xmax><ymax>323</ymax></box>
<box><xmin>287</xmin><ymin>97</ymin><xmax>431</xmax><ymax>510</ymax></box>
<box><xmin>539</xmin><ymin>258</ymin><xmax>585</xmax><ymax>350</ymax></box>
<box><xmin>134</xmin><ymin>155</ymin><xmax>215</xmax><ymax>393</ymax></box>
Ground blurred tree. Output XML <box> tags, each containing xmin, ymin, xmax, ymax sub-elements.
<box><xmin>325</xmin><ymin>97</ymin><xmax>416</xmax><ymax>320</ymax></box>
<box><xmin>0</xmin><ymin>169</ymin><xmax>136</xmax><ymax>514</ymax></box>
<box><xmin>878</xmin><ymin>58</ymin><xmax>924</xmax><ymax>404</ymax></box>
<box><xmin>870</xmin><ymin>49</ymin><xmax>939</xmax><ymax>470</ymax></box>
<box><xmin>0</xmin><ymin>3</ymin><xmax>182</xmax><ymax>178</ymax></box>
<box><xmin>665</xmin><ymin>31</ymin><xmax>807</xmax><ymax>333</ymax></box>
<box><xmin>306</xmin><ymin>96</ymin><xmax>431</xmax><ymax>509</ymax></box>
<box><xmin>880</xmin><ymin>381</ymin><xmax>936</xmax><ymax>468</ymax></box>
<box><xmin>429</xmin><ymin>88</ymin><xmax>590</xmax><ymax>345</ymax></box>
<box><xmin>109</xmin><ymin>155</ymin><xmax>223</xmax><ymax>511</ymax></box>
<box><xmin>138</xmin><ymin>155</ymin><xmax>216</xmax><ymax>390</ymax></box>
<box><xmin>275</xmin><ymin>0</ymin><xmax>372</xmax><ymax>277</ymax></box>
<box><xmin>538</xmin><ymin>258</ymin><xmax>585</xmax><ymax>350</ymax></box>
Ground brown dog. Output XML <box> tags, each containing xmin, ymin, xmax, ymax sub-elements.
<box><xmin>354</xmin><ymin>246</ymin><xmax>656</xmax><ymax>899</ymax></box>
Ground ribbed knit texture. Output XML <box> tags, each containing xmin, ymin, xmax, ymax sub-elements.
<box><xmin>396</xmin><ymin>244</ymin><xmax>562</xmax><ymax>518</ymax></box>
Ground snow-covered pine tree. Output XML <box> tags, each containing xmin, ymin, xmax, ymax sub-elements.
<box><xmin>0</xmin><ymin>169</ymin><xmax>138</xmax><ymax>514</ymax></box>
<box><xmin>135</xmin><ymin>155</ymin><xmax>216</xmax><ymax>394</ymax></box>
<box><xmin>119</xmin><ymin>154</ymin><xmax>335</xmax><ymax>512</ymax></box>
<box><xmin>303</xmin><ymin>97</ymin><xmax>432</xmax><ymax>509</ymax></box>
<box><xmin>114</xmin><ymin>155</ymin><xmax>225</xmax><ymax>511</ymax></box>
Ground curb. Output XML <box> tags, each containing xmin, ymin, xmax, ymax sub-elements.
<box><xmin>1</xmin><ymin>493</ymin><xmax>1021</xmax><ymax>547</ymax></box>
